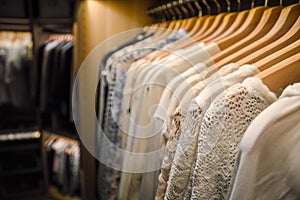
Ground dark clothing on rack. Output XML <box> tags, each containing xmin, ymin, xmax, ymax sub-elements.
<box><xmin>37</xmin><ymin>40</ymin><xmax>74</xmax><ymax>123</ymax></box>
<box><xmin>46</xmin><ymin>135</ymin><xmax>81</xmax><ymax>196</ymax></box>
<box><xmin>36</xmin><ymin>43</ymin><xmax>47</xmax><ymax>106</ymax></box>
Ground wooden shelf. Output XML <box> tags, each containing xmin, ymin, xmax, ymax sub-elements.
<box><xmin>0</xmin><ymin>18</ymin><xmax>30</xmax><ymax>24</ymax></box>
<box><xmin>0</xmin><ymin>130</ymin><xmax>41</xmax><ymax>142</ymax></box>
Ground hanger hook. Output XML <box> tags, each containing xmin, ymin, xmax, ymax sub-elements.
<box><xmin>251</xmin><ymin>0</ymin><xmax>255</xmax><ymax>9</ymax></box>
<box><xmin>202</xmin><ymin>0</ymin><xmax>211</xmax><ymax>15</ymax></box>
<box><xmin>280</xmin><ymin>0</ymin><xmax>282</xmax><ymax>6</ymax></box>
<box><xmin>156</xmin><ymin>7</ymin><xmax>163</xmax><ymax>22</ymax></box>
<box><xmin>153</xmin><ymin>7</ymin><xmax>159</xmax><ymax>21</ymax></box>
<box><xmin>178</xmin><ymin>0</ymin><xmax>189</xmax><ymax>18</ymax></box>
<box><xmin>264</xmin><ymin>0</ymin><xmax>268</xmax><ymax>6</ymax></box>
<box><xmin>213</xmin><ymin>0</ymin><xmax>221</xmax><ymax>14</ymax></box>
<box><xmin>163</xmin><ymin>5</ymin><xmax>171</xmax><ymax>22</ymax></box>
<box><xmin>162</xmin><ymin>4</ymin><xmax>171</xmax><ymax>21</ymax></box>
<box><xmin>147</xmin><ymin>9</ymin><xmax>153</xmax><ymax>17</ymax></box>
<box><xmin>237</xmin><ymin>0</ymin><xmax>241</xmax><ymax>11</ymax></box>
<box><xmin>186</xmin><ymin>0</ymin><xmax>196</xmax><ymax>17</ymax></box>
<box><xmin>157</xmin><ymin>6</ymin><xmax>166</xmax><ymax>22</ymax></box>
<box><xmin>161</xmin><ymin>5</ymin><xmax>170</xmax><ymax>21</ymax></box>
<box><xmin>172</xmin><ymin>1</ymin><xmax>183</xmax><ymax>19</ymax></box>
<box><xmin>194</xmin><ymin>0</ymin><xmax>203</xmax><ymax>17</ymax></box>
<box><xmin>167</xmin><ymin>3</ymin><xmax>177</xmax><ymax>20</ymax></box>
<box><xmin>225</xmin><ymin>0</ymin><xmax>231</xmax><ymax>12</ymax></box>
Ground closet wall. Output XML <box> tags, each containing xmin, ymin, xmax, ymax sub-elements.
<box><xmin>74</xmin><ymin>0</ymin><xmax>153</xmax><ymax>70</ymax></box>
<box><xmin>74</xmin><ymin>1</ymin><xmax>153</xmax><ymax>200</ymax></box>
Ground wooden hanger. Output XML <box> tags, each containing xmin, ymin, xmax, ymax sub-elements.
<box><xmin>181</xmin><ymin>17</ymin><xmax>198</xmax><ymax>32</ymax></box>
<box><xmin>254</xmin><ymin>39</ymin><xmax>300</xmax><ymax>72</ymax></box>
<box><xmin>192</xmin><ymin>12</ymin><xmax>227</xmax><ymax>42</ymax></box>
<box><xmin>159</xmin><ymin>21</ymin><xmax>170</xmax><ymax>29</ymax></box>
<box><xmin>191</xmin><ymin>15</ymin><xmax>216</xmax><ymax>39</ymax></box>
<box><xmin>191</xmin><ymin>0</ymin><xmax>236</xmax><ymax>43</ymax></box>
<box><xmin>150</xmin><ymin>21</ymin><xmax>171</xmax><ymax>38</ymax></box>
<box><xmin>215</xmin><ymin>4</ymin><xmax>300</xmax><ymax>67</ymax></box>
<box><xmin>237</xmin><ymin>16</ymin><xmax>300</xmax><ymax>66</ymax></box>
<box><xmin>215</xmin><ymin>6</ymin><xmax>267</xmax><ymax>50</ymax></box>
<box><xmin>147</xmin><ymin>14</ymin><xmax>216</xmax><ymax>61</ymax></box>
<box><xmin>188</xmin><ymin>0</ymin><xmax>216</xmax><ymax>37</ymax></box>
<box><xmin>203</xmin><ymin>6</ymin><xmax>268</xmax><ymax>67</ymax></box>
<box><xmin>178</xmin><ymin>18</ymin><xmax>188</xmax><ymax>30</ymax></box>
<box><xmin>144</xmin><ymin>15</ymin><xmax>215</xmax><ymax>62</ymax></box>
<box><xmin>206</xmin><ymin>0</ymin><xmax>247</xmax><ymax>42</ymax></box>
<box><xmin>153</xmin><ymin>0</ymin><xmax>217</xmax><ymax>53</ymax></box>
<box><xmin>182</xmin><ymin>0</ymin><xmax>208</xmax><ymax>36</ymax></box>
<box><xmin>156</xmin><ymin>4</ymin><xmax>177</xmax><ymax>33</ymax></box>
<box><xmin>166</xmin><ymin>18</ymin><xmax>182</xmax><ymax>31</ymax></box>
<box><xmin>149</xmin><ymin>19</ymin><xmax>181</xmax><ymax>44</ymax></box>
<box><xmin>187</xmin><ymin>15</ymin><xmax>210</xmax><ymax>37</ymax></box>
<box><xmin>153</xmin><ymin>20</ymin><xmax>176</xmax><ymax>37</ymax></box>
<box><xmin>160</xmin><ymin>15</ymin><xmax>214</xmax><ymax>53</ymax></box>
<box><xmin>144</xmin><ymin>22</ymin><xmax>160</xmax><ymax>36</ymax></box>
<box><xmin>255</xmin><ymin>51</ymin><xmax>300</xmax><ymax>93</ymax></box>
<box><xmin>208</xmin><ymin>9</ymin><xmax>249</xmax><ymax>42</ymax></box>
<box><xmin>201</xmin><ymin>12</ymin><xmax>237</xmax><ymax>43</ymax></box>
<box><xmin>207</xmin><ymin>6</ymin><xmax>282</xmax><ymax>67</ymax></box>
<box><xmin>168</xmin><ymin>2</ymin><xmax>184</xmax><ymax>31</ymax></box>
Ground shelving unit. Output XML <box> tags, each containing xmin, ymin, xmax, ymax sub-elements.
<box><xmin>0</xmin><ymin>130</ymin><xmax>44</xmax><ymax>199</ymax></box>
<box><xmin>0</xmin><ymin>0</ymin><xmax>80</xmax><ymax>199</ymax></box>
<box><xmin>42</xmin><ymin>131</ymin><xmax>81</xmax><ymax>200</ymax></box>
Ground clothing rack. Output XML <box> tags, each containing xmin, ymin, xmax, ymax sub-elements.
<box><xmin>91</xmin><ymin>1</ymin><xmax>300</xmax><ymax>199</ymax></box>
<box><xmin>42</xmin><ymin>25</ymin><xmax>73</xmax><ymax>34</ymax></box>
<box><xmin>43</xmin><ymin>129</ymin><xmax>78</xmax><ymax>141</ymax></box>
<box><xmin>45</xmin><ymin>131</ymin><xmax>80</xmax><ymax>148</ymax></box>
<box><xmin>146</xmin><ymin>0</ymin><xmax>300</xmax><ymax>21</ymax></box>
<box><xmin>0</xmin><ymin>24</ymin><xmax>32</xmax><ymax>32</ymax></box>
<box><xmin>43</xmin><ymin>131</ymin><xmax>81</xmax><ymax>199</ymax></box>
<box><xmin>0</xmin><ymin>30</ymin><xmax>36</xmax><ymax>130</ymax></box>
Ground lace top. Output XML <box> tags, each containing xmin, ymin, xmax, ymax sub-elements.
<box><xmin>155</xmin><ymin>63</ymin><xmax>240</xmax><ymax>200</ymax></box>
<box><xmin>162</xmin><ymin>64</ymin><xmax>258</xmax><ymax>200</ymax></box>
<box><xmin>228</xmin><ymin>83</ymin><xmax>300</xmax><ymax>200</ymax></box>
<box><xmin>189</xmin><ymin>77</ymin><xmax>277</xmax><ymax>200</ymax></box>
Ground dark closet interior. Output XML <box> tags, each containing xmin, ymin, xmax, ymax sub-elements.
<box><xmin>0</xmin><ymin>0</ymin><xmax>79</xmax><ymax>199</ymax></box>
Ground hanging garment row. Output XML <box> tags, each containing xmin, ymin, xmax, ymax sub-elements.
<box><xmin>0</xmin><ymin>31</ymin><xmax>33</xmax><ymax>107</ymax></box>
<box><xmin>36</xmin><ymin>34</ymin><xmax>74</xmax><ymax>124</ymax></box>
<box><xmin>96</xmin><ymin>2</ymin><xmax>300</xmax><ymax>200</ymax></box>
<box><xmin>45</xmin><ymin>133</ymin><xmax>81</xmax><ymax>196</ymax></box>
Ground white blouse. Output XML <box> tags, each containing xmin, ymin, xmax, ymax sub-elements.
<box><xmin>229</xmin><ymin>82</ymin><xmax>300</xmax><ymax>200</ymax></box>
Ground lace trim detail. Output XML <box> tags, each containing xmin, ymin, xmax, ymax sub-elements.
<box><xmin>190</xmin><ymin>83</ymin><xmax>272</xmax><ymax>199</ymax></box>
<box><xmin>155</xmin><ymin>112</ymin><xmax>184</xmax><ymax>199</ymax></box>
<box><xmin>164</xmin><ymin>104</ymin><xmax>204</xmax><ymax>200</ymax></box>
